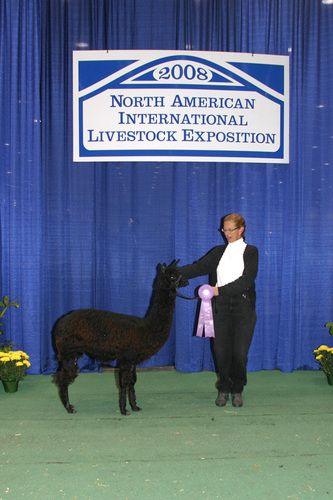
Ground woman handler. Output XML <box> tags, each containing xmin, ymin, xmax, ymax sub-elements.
<box><xmin>178</xmin><ymin>213</ymin><xmax>258</xmax><ymax>407</ymax></box>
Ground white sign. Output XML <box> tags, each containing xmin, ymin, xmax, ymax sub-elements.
<box><xmin>73</xmin><ymin>50</ymin><xmax>289</xmax><ymax>163</ymax></box>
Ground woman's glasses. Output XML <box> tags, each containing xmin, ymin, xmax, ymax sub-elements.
<box><xmin>219</xmin><ymin>227</ymin><xmax>240</xmax><ymax>234</ymax></box>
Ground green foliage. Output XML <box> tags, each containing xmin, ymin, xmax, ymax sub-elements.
<box><xmin>325</xmin><ymin>322</ymin><xmax>333</xmax><ymax>336</ymax></box>
<box><xmin>0</xmin><ymin>295</ymin><xmax>20</xmax><ymax>336</ymax></box>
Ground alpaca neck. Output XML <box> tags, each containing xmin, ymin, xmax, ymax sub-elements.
<box><xmin>145</xmin><ymin>286</ymin><xmax>176</xmax><ymax>335</ymax></box>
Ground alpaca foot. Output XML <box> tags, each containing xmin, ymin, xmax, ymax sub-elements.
<box><xmin>131</xmin><ymin>404</ymin><xmax>141</xmax><ymax>412</ymax></box>
<box><xmin>66</xmin><ymin>403</ymin><xmax>77</xmax><ymax>414</ymax></box>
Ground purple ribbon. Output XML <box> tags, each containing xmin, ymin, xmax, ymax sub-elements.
<box><xmin>196</xmin><ymin>284</ymin><xmax>215</xmax><ymax>338</ymax></box>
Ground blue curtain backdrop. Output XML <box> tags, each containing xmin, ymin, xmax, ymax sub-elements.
<box><xmin>1</xmin><ymin>0</ymin><xmax>333</xmax><ymax>374</ymax></box>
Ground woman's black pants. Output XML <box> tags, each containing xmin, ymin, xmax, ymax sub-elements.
<box><xmin>213</xmin><ymin>295</ymin><xmax>256</xmax><ymax>394</ymax></box>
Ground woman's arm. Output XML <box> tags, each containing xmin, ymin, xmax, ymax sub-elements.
<box><xmin>178</xmin><ymin>246</ymin><xmax>223</xmax><ymax>281</ymax></box>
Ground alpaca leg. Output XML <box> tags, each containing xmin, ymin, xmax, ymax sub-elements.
<box><xmin>118</xmin><ymin>364</ymin><xmax>131</xmax><ymax>415</ymax></box>
<box><xmin>53</xmin><ymin>358</ymin><xmax>79</xmax><ymax>414</ymax></box>
<box><xmin>128</xmin><ymin>365</ymin><xmax>141</xmax><ymax>412</ymax></box>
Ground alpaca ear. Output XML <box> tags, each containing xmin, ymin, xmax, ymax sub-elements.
<box><xmin>169</xmin><ymin>259</ymin><xmax>180</xmax><ymax>267</ymax></box>
<box><xmin>158</xmin><ymin>263</ymin><xmax>167</xmax><ymax>273</ymax></box>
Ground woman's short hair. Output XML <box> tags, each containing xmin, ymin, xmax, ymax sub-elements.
<box><xmin>222</xmin><ymin>213</ymin><xmax>246</xmax><ymax>229</ymax></box>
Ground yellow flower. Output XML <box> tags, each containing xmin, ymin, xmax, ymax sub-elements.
<box><xmin>0</xmin><ymin>349</ymin><xmax>31</xmax><ymax>382</ymax></box>
<box><xmin>317</xmin><ymin>345</ymin><xmax>329</xmax><ymax>351</ymax></box>
<box><xmin>315</xmin><ymin>354</ymin><xmax>324</xmax><ymax>361</ymax></box>
<box><xmin>16</xmin><ymin>350</ymin><xmax>28</xmax><ymax>358</ymax></box>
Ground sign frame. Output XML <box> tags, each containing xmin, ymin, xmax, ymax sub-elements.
<box><xmin>73</xmin><ymin>50</ymin><xmax>289</xmax><ymax>163</ymax></box>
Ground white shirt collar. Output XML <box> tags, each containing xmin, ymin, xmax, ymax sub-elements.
<box><xmin>226</xmin><ymin>238</ymin><xmax>246</xmax><ymax>252</ymax></box>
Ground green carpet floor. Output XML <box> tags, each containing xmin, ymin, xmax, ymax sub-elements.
<box><xmin>1</xmin><ymin>370</ymin><xmax>332</xmax><ymax>499</ymax></box>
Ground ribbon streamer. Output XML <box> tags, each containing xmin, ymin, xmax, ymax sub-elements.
<box><xmin>196</xmin><ymin>284</ymin><xmax>215</xmax><ymax>338</ymax></box>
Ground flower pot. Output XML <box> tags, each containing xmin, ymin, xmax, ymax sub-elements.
<box><xmin>326</xmin><ymin>374</ymin><xmax>333</xmax><ymax>386</ymax></box>
<box><xmin>1</xmin><ymin>380</ymin><xmax>19</xmax><ymax>393</ymax></box>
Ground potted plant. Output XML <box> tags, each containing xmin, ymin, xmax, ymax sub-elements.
<box><xmin>313</xmin><ymin>322</ymin><xmax>333</xmax><ymax>386</ymax></box>
<box><xmin>0</xmin><ymin>350</ymin><xmax>31</xmax><ymax>392</ymax></box>
<box><xmin>0</xmin><ymin>295</ymin><xmax>20</xmax><ymax>351</ymax></box>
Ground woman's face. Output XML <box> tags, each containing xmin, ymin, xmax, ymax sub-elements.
<box><xmin>222</xmin><ymin>220</ymin><xmax>244</xmax><ymax>243</ymax></box>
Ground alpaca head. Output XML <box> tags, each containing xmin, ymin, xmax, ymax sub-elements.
<box><xmin>157</xmin><ymin>261</ymin><xmax>189</xmax><ymax>290</ymax></box>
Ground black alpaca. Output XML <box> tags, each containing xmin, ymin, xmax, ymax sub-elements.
<box><xmin>52</xmin><ymin>262</ymin><xmax>187</xmax><ymax>415</ymax></box>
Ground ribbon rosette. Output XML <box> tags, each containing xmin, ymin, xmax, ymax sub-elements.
<box><xmin>196</xmin><ymin>284</ymin><xmax>215</xmax><ymax>338</ymax></box>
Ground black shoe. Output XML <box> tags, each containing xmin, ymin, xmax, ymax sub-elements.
<box><xmin>231</xmin><ymin>393</ymin><xmax>243</xmax><ymax>407</ymax></box>
<box><xmin>215</xmin><ymin>392</ymin><xmax>229</xmax><ymax>407</ymax></box>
